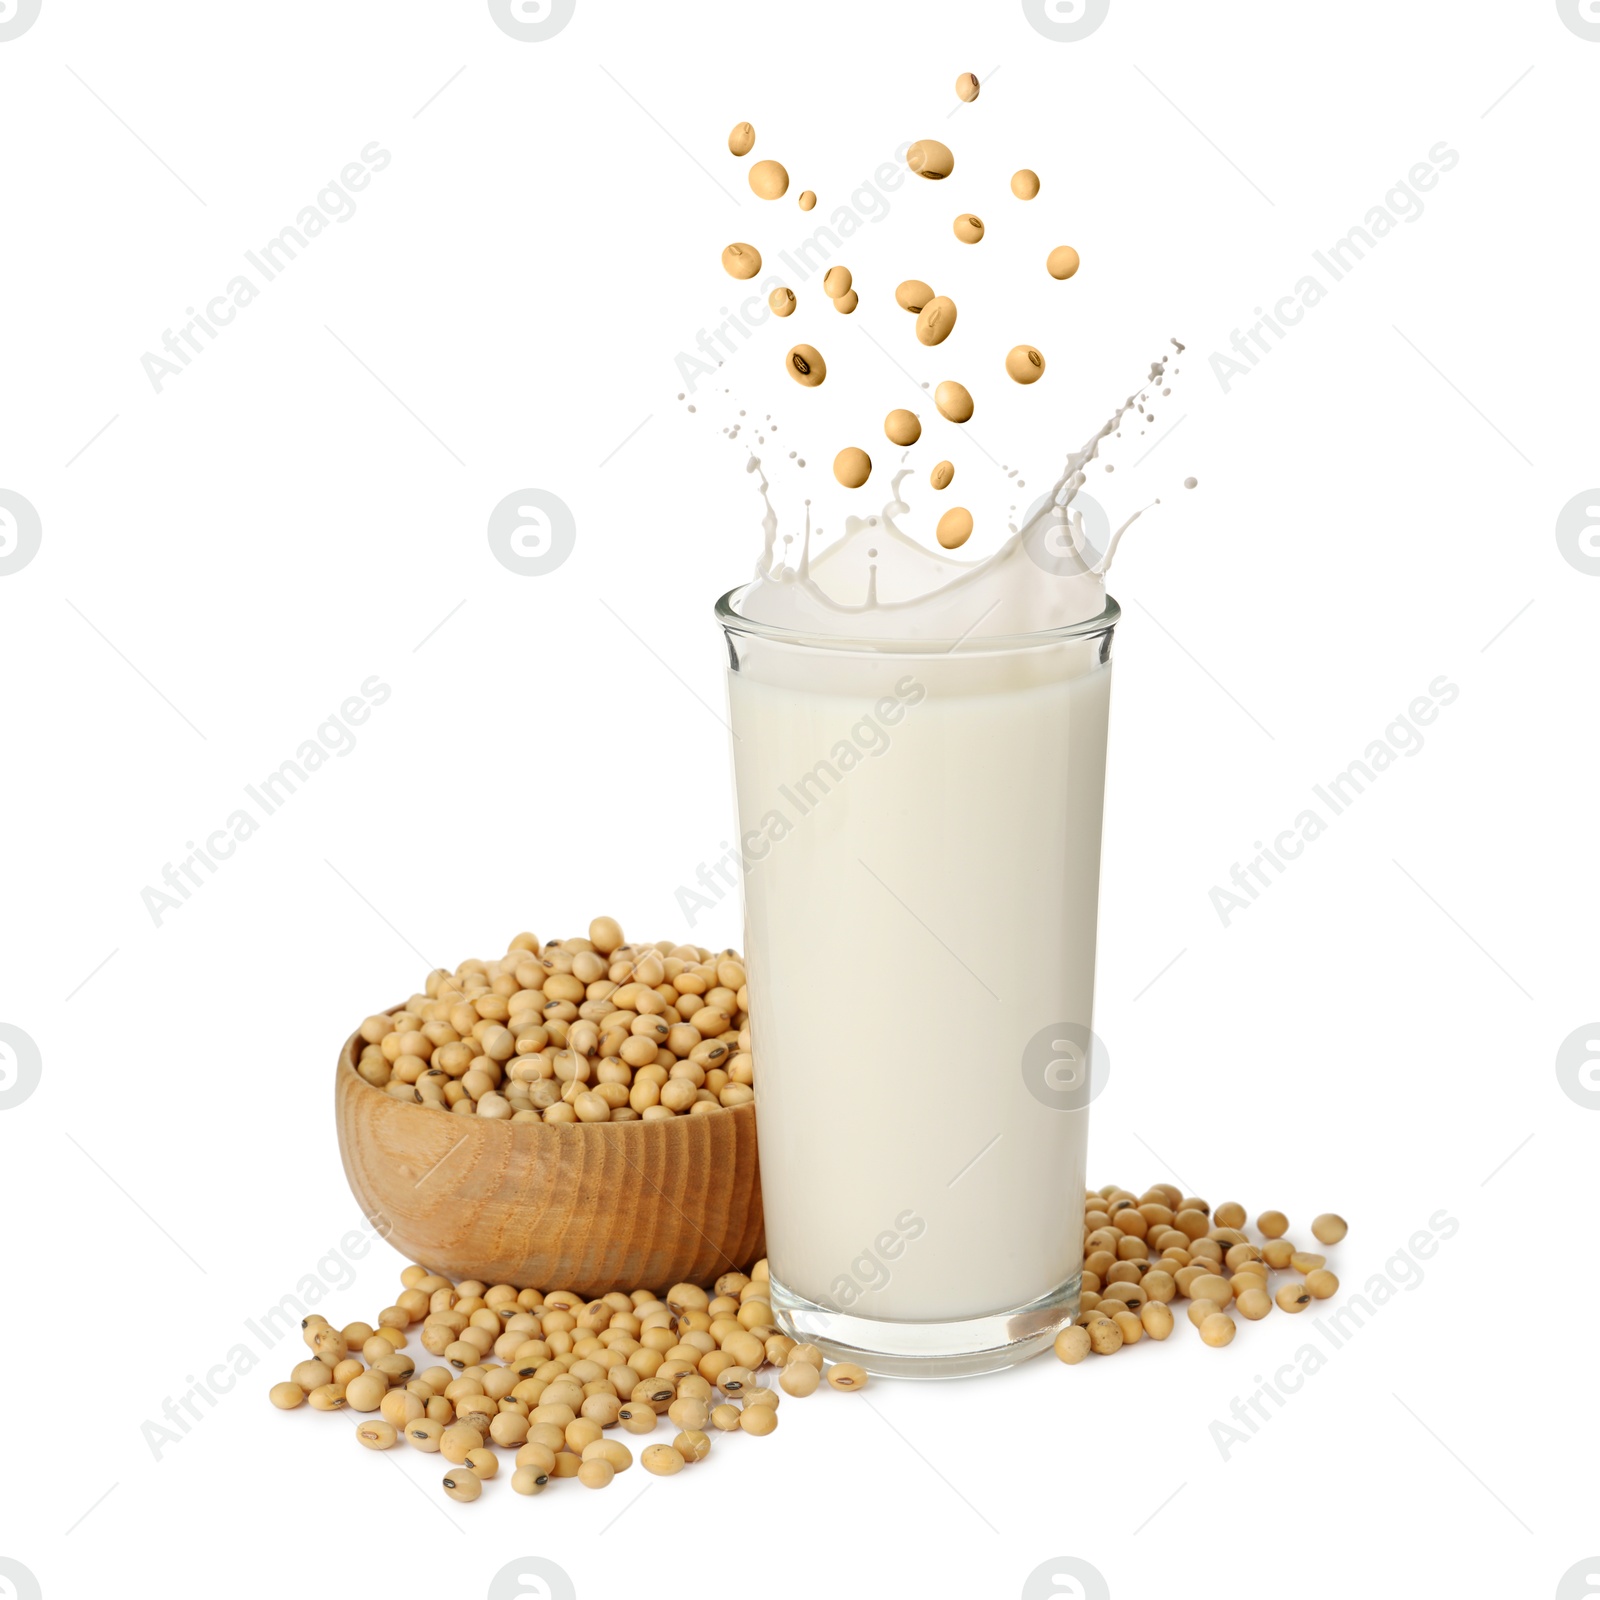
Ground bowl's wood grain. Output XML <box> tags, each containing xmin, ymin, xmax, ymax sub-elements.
<box><xmin>335</xmin><ymin>1026</ymin><xmax>764</xmax><ymax>1296</ymax></box>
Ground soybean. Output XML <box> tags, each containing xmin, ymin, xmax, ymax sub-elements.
<box><xmin>440</xmin><ymin>1423</ymin><xmax>483</xmax><ymax>1464</ymax></box>
<box><xmin>721</xmin><ymin>243</ymin><xmax>762</xmax><ymax>280</ymax></box>
<box><xmin>442</xmin><ymin>1469</ymin><xmax>482</xmax><ymax>1503</ymax></box>
<box><xmin>895</xmin><ymin>279</ymin><xmax>935</xmax><ymax>312</ymax></box>
<box><xmin>786</xmin><ymin>344</ymin><xmax>826</xmax><ymax>387</ymax></box>
<box><xmin>1140</xmin><ymin>1302</ymin><xmax>1174</xmax><ymax>1341</ymax></box>
<box><xmin>675</xmin><ymin>1428</ymin><xmax>711</xmax><ymax>1463</ymax></box>
<box><xmin>748</xmin><ymin>160</ymin><xmax>788</xmax><ymax>199</ymax></box>
<box><xmin>907</xmin><ymin>139</ymin><xmax>954</xmax><ymax>180</ymax></box>
<box><xmin>1005</xmin><ymin>345</ymin><xmax>1045</xmax><ymax>385</ymax></box>
<box><xmin>642</xmin><ymin>1443</ymin><xmax>685</xmax><ymax>1475</ymax></box>
<box><xmin>1054</xmin><ymin>1326</ymin><xmax>1092</xmax><ymax>1364</ymax></box>
<box><xmin>291</xmin><ymin>1359</ymin><xmax>331</xmax><ymax>1391</ymax></box>
<box><xmin>1235</xmin><ymin>1287</ymin><xmax>1272</xmax><ymax>1321</ymax></box>
<box><xmin>915</xmin><ymin>296</ymin><xmax>957</xmax><ymax>346</ymax></box>
<box><xmin>833</xmin><ymin>448</ymin><xmax>872</xmax><ymax>488</ymax></box>
<box><xmin>937</xmin><ymin>507</ymin><xmax>974</xmax><ymax>550</ymax></box>
<box><xmin>884</xmin><ymin>409</ymin><xmax>922</xmax><ymax>446</ymax></box>
<box><xmin>1312</xmin><ymin>1214</ymin><xmax>1348</xmax><ymax>1245</ymax></box>
<box><xmin>934</xmin><ymin>381</ymin><xmax>973</xmax><ymax>423</ymax></box>
<box><xmin>346</xmin><ymin>1372</ymin><xmax>387</xmax><ymax>1413</ymax></box>
<box><xmin>583</xmin><ymin>1439</ymin><xmax>633</xmax><ymax>1473</ymax></box>
<box><xmin>780</xmin><ymin>1359</ymin><xmax>820</xmax><ymax>1396</ymax></box>
<box><xmin>1277</xmin><ymin>1282</ymin><xmax>1313</xmax><ymax>1313</ymax></box>
<box><xmin>1046</xmin><ymin>245</ymin><xmax>1081</xmax><ymax>280</ymax></box>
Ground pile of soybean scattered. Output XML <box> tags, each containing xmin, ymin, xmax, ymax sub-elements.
<box><xmin>1056</xmin><ymin>1186</ymin><xmax>1348</xmax><ymax>1361</ymax></box>
<box><xmin>270</xmin><ymin>1261</ymin><xmax>868</xmax><ymax>1503</ymax></box>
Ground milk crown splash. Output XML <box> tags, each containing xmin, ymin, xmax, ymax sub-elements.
<box><xmin>731</xmin><ymin>348</ymin><xmax>1180</xmax><ymax>641</ymax></box>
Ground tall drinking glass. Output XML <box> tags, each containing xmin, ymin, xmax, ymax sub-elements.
<box><xmin>716</xmin><ymin>590</ymin><xmax>1117</xmax><ymax>1376</ymax></box>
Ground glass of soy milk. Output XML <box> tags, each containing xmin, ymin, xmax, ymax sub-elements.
<box><xmin>716</xmin><ymin>519</ymin><xmax>1116</xmax><ymax>1376</ymax></box>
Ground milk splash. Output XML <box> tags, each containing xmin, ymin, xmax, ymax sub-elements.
<box><xmin>730</xmin><ymin>341</ymin><xmax>1187</xmax><ymax>643</ymax></box>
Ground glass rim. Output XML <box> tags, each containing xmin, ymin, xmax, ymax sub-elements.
<box><xmin>714</xmin><ymin>587</ymin><xmax>1120</xmax><ymax>655</ymax></box>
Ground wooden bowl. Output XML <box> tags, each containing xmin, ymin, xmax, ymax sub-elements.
<box><xmin>334</xmin><ymin>1023</ymin><xmax>764</xmax><ymax>1297</ymax></box>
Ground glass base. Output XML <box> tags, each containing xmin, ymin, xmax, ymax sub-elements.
<box><xmin>767</xmin><ymin>1271</ymin><xmax>1081</xmax><ymax>1379</ymax></box>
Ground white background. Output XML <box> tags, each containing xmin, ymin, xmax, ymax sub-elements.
<box><xmin>2</xmin><ymin>2</ymin><xmax>1596</xmax><ymax>1597</ymax></box>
